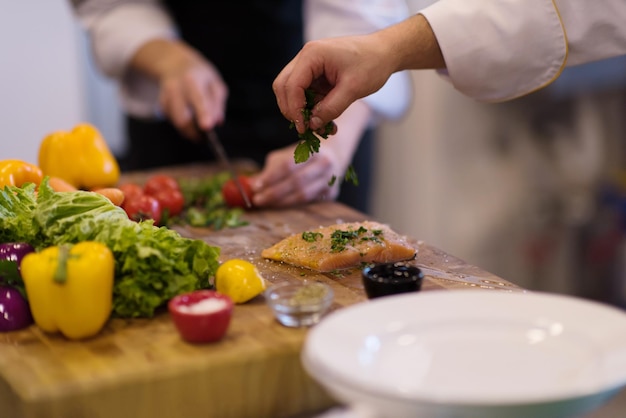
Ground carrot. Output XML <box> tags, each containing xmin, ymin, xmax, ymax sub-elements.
<box><xmin>92</xmin><ymin>187</ymin><xmax>125</xmax><ymax>206</ymax></box>
<box><xmin>48</xmin><ymin>176</ymin><xmax>78</xmax><ymax>192</ymax></box>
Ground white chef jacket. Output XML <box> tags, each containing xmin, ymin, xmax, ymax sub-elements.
<box><xmin>420</xmin><ymin>0</ymin><xmax>626</xmax><ymax>102</ymax></box>
<box><xmin>74</xmin><ymin>0</ymin><xmax>626</xmax><ymax>112</ymax></box>
<box><xmin>73</xmin><ymin>0</ymin><xmax>412</xmax><ymax>120</ymax></box>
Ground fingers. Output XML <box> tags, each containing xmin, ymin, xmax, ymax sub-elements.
<box><xmin>253</xmin><ymin>171</ymin><xmax>337</xmax><ymax>207</ymax></box>
<box><xmin>190</xmin><ymin>72</ymin><xmax>228</xmax><ymax>131</ymax></box>
<box><xmin>309</xmin><ymin>94</ymin><xmax>356</xmax><ymax>134</ymax></box>
<box><xmin>251</xmin><ymin>148</ymin><xmax>339</xmax><ymax>207</ymax></box>
<box><xmin>160</xmin><ymin>79</ymin><xmax>197</xmax><ymax>139</ymax></box>
<box><xmin>273</xmin><ymin>55</ymin><xmax>309</xmax><ymax>134</ymax></box>
<box><xmin>273</xmin><ymin>40</ymin><xmax>362</xmax><ymax>134</ymax></box>
<box><xmin>159</xmin><ymin>62</ymin><xmax>229</xmax><ymax>140</ymax></box>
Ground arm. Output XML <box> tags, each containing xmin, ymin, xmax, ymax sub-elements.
<box><xmin>71</xmin><ymin>0</ymin><xmax>176</xmax><ymax>80</ymax></box>
<box><xmin>273</xmin><ymin>13</ymin><xmax>442</xmax><ymax>134</ymax></box>
<box><xmin>71</xmin><ymin>0</ymin><xmax>227</xmax><ymax>136</ymax></box>
<box><xmin>129</xmin><ymin>38</ymin><xmax>228</xmax><ymax>137</ymax></box>
<box><xmin>423</xmin><ymin>0</ymin><xmax>626</xmax><ymax>102</ymax></box>
<box><xmin>420</xmin><ymin>0</ymin><xmax>567</xmax><ymax>102</ymax></box>
<box><xmin>252</xmin><ymin>0</ymin><xmax>408</xmax><ymax>207</ymax></box>
<box><xmin>274</xmin><ymin>0</ymin><xmax>626</xmax><ymax>130</ymax></box>
<box><xmin>304</xmin><ymin>0</ymin><xmax>413</xmax><ymax>120</ymax></box>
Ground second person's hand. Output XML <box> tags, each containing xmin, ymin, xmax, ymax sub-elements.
<box><xmin>130</xmin><ymin>39</ymin><xmax>229</xmax><ymax>139</ymax></box>
<box><xmin>250</xmin><ymin>100</ymin><xmax>372</xmax><ymax>208</ymax></box>
<box><xmin>249</xmin><ymin>144</ymin><xmax>342</xmax><ymax>208</ymax></box>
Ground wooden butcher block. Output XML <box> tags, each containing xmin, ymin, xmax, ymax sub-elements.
<box><xmin>0</xmin><ymin>165</ymin><xmax>521</xmax><ymax>418</ymax></box>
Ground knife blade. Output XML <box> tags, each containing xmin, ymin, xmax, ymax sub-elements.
<box><xmin>201</xmin><ymin>129</ymin><xmax>252</xmax><ymax>208</ymax></box>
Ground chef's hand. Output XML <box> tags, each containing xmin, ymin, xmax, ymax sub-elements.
<box><xmin>249</xmin><ymin>144</ymin><xmax>342</xmax><ymax>207</ymax></box>
<box><xmin>273</xmin><ymin>14</ymin><xmax>444</xmax><ymax>135</ymax></box>
<box><xmin>130</xmin><ymin>39</ymin><xmax>228</xmax><ymax>139</ymax></box>
<box><xmin>250</xmin><ymin>101</ymin><xmax>372</xmax><ymax>208</ymax></box>
<box><xmin>273</xmin><ymin>34</ymin><xmax>390</xmax><ymax>137</ymax></box>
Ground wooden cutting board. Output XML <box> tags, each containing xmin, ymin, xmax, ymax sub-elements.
<box><xmin>0</xmin><ymin>165</ymin><xmax>521</xmax><ymax>418</ymax></box>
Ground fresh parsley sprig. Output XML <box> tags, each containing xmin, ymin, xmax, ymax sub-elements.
<box><xmin>290</xmin><ymin>89</ymin><xmax>359</xmax><ymax>186</ymax></box>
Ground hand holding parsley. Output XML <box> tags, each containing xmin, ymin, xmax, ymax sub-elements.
<box><xmin>291</xmin><ymin>89</ymin><xmax>359</xmax><ymax>186</ymax></box>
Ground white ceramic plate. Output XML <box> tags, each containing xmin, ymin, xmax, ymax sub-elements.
<box><xmin>303</xmin><ymin>290</ymin><xmax>626</xmax><ymax>418</ymax></box>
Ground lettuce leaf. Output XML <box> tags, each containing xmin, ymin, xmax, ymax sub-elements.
<box><xmin>0</xmin><ymin>183</ymin><xmax>42</xmax><ymax>244</ymax></box>
<box><xmin>0</xmin><ymin>179</ymin><xmax>220</xmax><ymax>318</ymax></box>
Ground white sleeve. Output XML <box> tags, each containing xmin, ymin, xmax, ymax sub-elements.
<box><xmin>72</xmin><ymin>0</ymin><xmax>177</xmax><ymax>78</ymax></box>
<box><xmin>555</xmin><ymin>0</ymin><xmax>626</xmax><ymax>66</ymax></box>
<box><xmin>420</xmin><ymin>0</ymin><xmax>626</xmax><ymax>102</ymax></box>
<box><xmin>420</xmin><ymin>0</ymin><xmax>566</xmax><ymax>102</ymax></box>
<box><xmin>304</xmin><ymin>0</ymin><xmax>412</xmax><ymax>119</ymax></box>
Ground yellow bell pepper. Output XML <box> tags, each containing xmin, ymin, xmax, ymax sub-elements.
<box><xmin>38</xmin><ymin>123</ymin><xmax>120</xmax><ymax>189</ymax></box>
<box><xmin>0</xmin><ymin>159</ymin><xmax>43</xmax><ymax>188</ymax></box>
<box><xmin>21</xmin><ymin>242</ymin><xmax>114</xmax><ymax>340</ymax></box>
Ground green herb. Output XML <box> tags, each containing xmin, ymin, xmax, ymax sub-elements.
<box><xmin>330</xmin><ymin>226</ymin><xmax>384</xmax><ymax>253</ymax></box>
<box><xmin>175</xmin><ymin>173</ymin><xmax>248</xmax><ymax>230</ymax></box>
<box><xmin>290</xmin><ymin>89</ymin><xmax>359</xmax><ymax>186</ymax></box>
<box><xmin>329</xmin><ymin>269</ymin><xmax>345</xmax><ymax>278</ymax></box>
<box><xmin>302</xmin><ymin>231</ymin><xmax>324</xmax><ymax>242</ymax></box>
<box><xmin>292</xmin><ymin>90</ymin><xmax>330</xmax><ymax>164</ymax></box>
<box><xmin>360</xmin><ymin>229</ymin><xmax>383</xmax><ymax>244</ymax></box>
<box><xmin>344</xmin><ymin>166</ymin><xmax>359</xmax><ymax>186</ymax></box>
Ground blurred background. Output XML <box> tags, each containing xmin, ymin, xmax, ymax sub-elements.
<box><xmin>3</xmin><ymin>1</ymin><xmax>626</xmax><ymax>416</ymax></box>
<box><xmin>4</xmin><ymin>2</ymin><xmax>626</xmax><ymax>305</ymax></box>
<box><xmin>374</xmin><ymin>58</ymin><xmax>626</xmax><ymax>308</ymax></box>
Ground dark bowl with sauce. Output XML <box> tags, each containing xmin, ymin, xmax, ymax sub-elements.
<box><xmin>362</xmin><ymin>262</ymin><xmax>424</xmax><ymax>299</ymax></box>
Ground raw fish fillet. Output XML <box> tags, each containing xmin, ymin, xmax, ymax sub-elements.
<box><xmin>261</xmin><ymin>221</ymin><xmax>416</xmax><ymax>272</ymax></box>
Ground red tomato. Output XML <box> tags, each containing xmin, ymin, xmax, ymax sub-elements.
<box><xmin>221</xmin><ymin>175</ymin><xmax>254</xmax><ymax>209</ymax></box>
<box><xmin>118</xmin><ymin>183</ymin><xmax>144</xmax><ymax>202</ymax></box>
<box><xmin>152</xmin><ymin>188</ymin><xmax>185</xmax><ymax>217</ymax></box>
<box><xmin>144</xmin><ymin>174</ymin><xmax>180</xmax><ymax>196</ymax></box>
<box><xmin>123</xmin><ymin>194</ymin><xmax>162</xmax><ymax>225</ymax></box>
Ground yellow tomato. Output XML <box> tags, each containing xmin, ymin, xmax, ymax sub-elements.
<box><xmin>215</xmin><ymin>259</ymin><xmax>266</xmax><ymax>304</ymax></box>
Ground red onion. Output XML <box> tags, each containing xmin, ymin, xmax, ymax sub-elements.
<box><xmin>0</xmin><ymin>286</ymin><xmax>32</xmax><ymax>332</ymax></box>
<box><xmin>0</xmin><ymin>242</ymin><xmax>35</xmax><ymax>282</ymax></box>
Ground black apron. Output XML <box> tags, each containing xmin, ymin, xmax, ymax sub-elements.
<box><xmin>123</xmin><ymin>0</ymin><xmax>373</xmax><ymax>212</ymax></box>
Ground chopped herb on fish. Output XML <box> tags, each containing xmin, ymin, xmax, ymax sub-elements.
<box><xmin>330</xmin><ymin>226</ymin><xmax>381</xmax><ymax>253</ymax></box>
<box><xmin>302</xmin><ymin>231</ymin><xmax>324</xmax><ymax>242</ymax></box>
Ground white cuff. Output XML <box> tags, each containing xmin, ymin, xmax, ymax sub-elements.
<box><xmin>420</xmin><ymin>0</ymin><xmax>567</xmax><ymax>102</ymax></box>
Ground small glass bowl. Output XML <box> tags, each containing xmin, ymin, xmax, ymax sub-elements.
<box><xmin>265</xmin><ymin>282</ymin><xmax>334</xmax><ymax>328</ymax></box>
<box><xmin>362</xmin><ymin>262</ymin><xmax>424</xmax><ymax>299</ymax></box>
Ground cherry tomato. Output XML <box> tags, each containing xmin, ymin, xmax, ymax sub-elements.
<box><xmin>123</xmin><ymin>194</ymin><xmax>162</xmax><ymax>225</ymax></box>
<box><xmin>221</xmin><ymin>175</ymin><xmax>254</xmax><ymax>209</ymax></box>
<box><xmin>144</xmin><ymin>174</ymin><xmax>180</xmax><ymax>196</ymax></box>
<box><xmin>118</xmin><ymin>183</ymin><xmax>144</xmax><ymax>202</ymax></box>
<box><xmin>152</xmin><ymin>188</ymin><xmax>185</xmax><ymax>217</ymax></box>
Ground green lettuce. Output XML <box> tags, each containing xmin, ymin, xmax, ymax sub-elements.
<box><xmin>0</xmin><ymin>179</ymin><xmax>220</xmax><ymax>318</ymax></box>
<box><xmin>0</xmin><ymin>183</ymin><xmax>41</xmax><ymax>244</ymax></box>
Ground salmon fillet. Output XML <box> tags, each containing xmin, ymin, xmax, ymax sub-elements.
<box><xmin>261</xmin><ymin>221</ymin><xmax>416</xmax><ymax>272</ymax></box>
